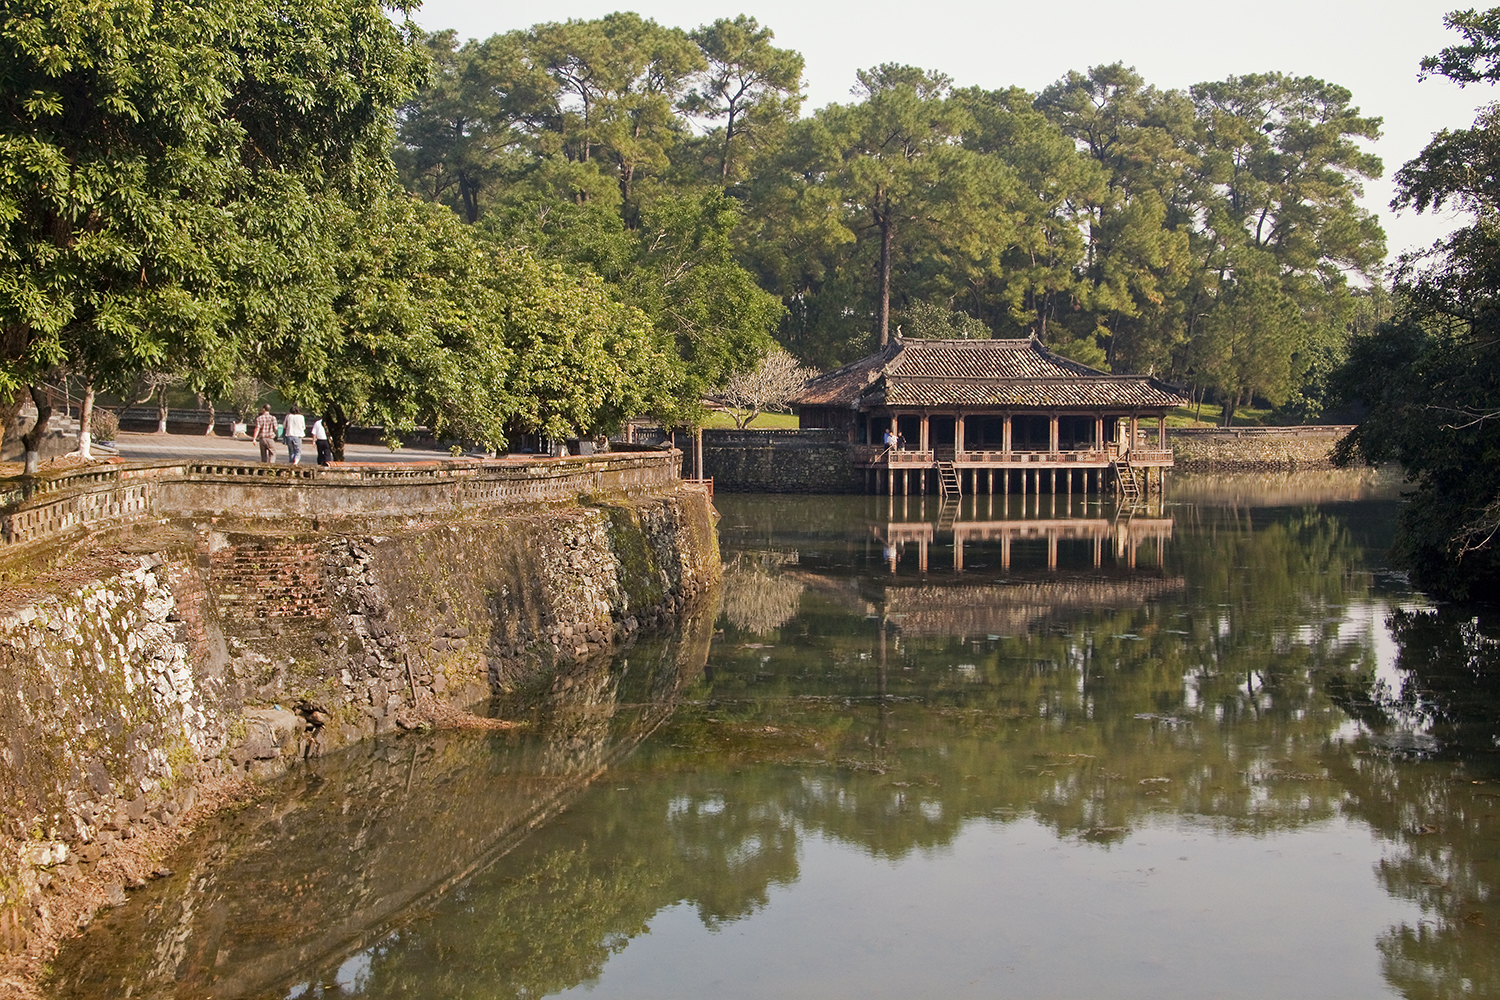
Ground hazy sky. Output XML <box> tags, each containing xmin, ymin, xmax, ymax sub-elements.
<box><xmin>414</xmin><ymin>0</ymin><xmax>1494</xmax><ymax>265</ymax></box>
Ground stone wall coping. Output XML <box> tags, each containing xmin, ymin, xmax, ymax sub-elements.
<box><xmin>1170</xmin><ymin>425</ymin><xmax>1353</xmax><ymax>439</ymax></box>
<box><xmin>0</xmin><ymin>451</ymin><xmax>683</xmax><ymax>547</ymax></box>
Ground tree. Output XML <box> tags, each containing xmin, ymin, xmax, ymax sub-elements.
<box><xmin>717</xmin><ymin>346</ymin><xmax>813</xmax><ymax>427</ymax></box>
<box><xmin>394</xmin><ymin>30</ymin><xmax>555</xmax><ymax>223</ymax></box>
<box><xmin>492</xmin><ymin>187</ymin><xmax>782</xmax><ymax>422</ymax></box>
<box><xmin>1036</xmin><ymin>63</ymin><xmax>1198</xmax><ymax>371</ymax></box>
<box><xmin>255</xmin><ymin>196</ymin><xmax>508</xmax><ymax>459</ymax></box>
<box><xmin>684</xmin><ymin>16</ymin><xmax>803</xmax><ymax>184</ymax></box>
<box><xmin>527</xmin><ymin>13</ymin><xmax>704</xmax><ymax>224</ymax></box>
<box><xmin>0</xmin><ymin>0</ymin><xmax>425</xmax><ymax>471</ymax></box>
<box><xmin>1333</xmin><ymin>8</ymin><xmax>1500</xmax><ymax>598</ymax></box>
<box><xmin>899</xmin><ymin>301</ymin><xmax>990</xmax><ymax>339</ymax></box>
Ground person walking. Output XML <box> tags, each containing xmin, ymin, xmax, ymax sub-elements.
<box><xmin>252</xmin><ymin>404</ymin><xmax>278</xmax><ymax>463</ymax></box>
<box><xmin>283</xmin><ymin>405</ymin><xmax>306</xmax><ymax>465</ymax></box>
<box><xmin>310</xmin><ymin>413</ymin><xmax>331</xmax><ymax>466</ymax></box>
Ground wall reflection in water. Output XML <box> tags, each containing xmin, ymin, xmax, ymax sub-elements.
<box><xmin>46</xmin><ymin>609</ymin><xmax>715</xmax><ymax>1000</ymax></box>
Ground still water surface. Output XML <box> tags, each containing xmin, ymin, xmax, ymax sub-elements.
<box><xmin>51</xmin><ymin>472</ymin><xmax>1500</xmax><ymax>999</ymax></box>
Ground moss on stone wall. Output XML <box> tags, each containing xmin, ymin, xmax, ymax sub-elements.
<box><xmin>0</xmin><ymin>483</ymin><xmax>720</xmax><ymax>956</ymax></box>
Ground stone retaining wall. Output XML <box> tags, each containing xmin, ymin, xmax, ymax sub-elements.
<box><xmin>0</xmin><ymin>463</ymin><xmax>717</xmax><ymax>955</ymax></box>
<box><xmin>1171</xmin><ymin>426</ymin><xmax>1353</xmax><ymax>471</ymax></box>
<box><xmin>1</xmin><ymin>452</ymin><xmax>679</xmax><ymax>546</ymax></box>
<box><xmin>699</xmin><ymin>429</ymin><xmax>863</xmax><ymax>493</ymax></box>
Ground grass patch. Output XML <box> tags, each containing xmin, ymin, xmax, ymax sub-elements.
<box><xmin>1166</xmin><ymin>403</ymin><xmax>1273</xmax><ymax>428</ymax></box>
<box><xmin>698</xmin><ymin>411</ymin><xmax>800</xmax><ymax>430</ymax></box>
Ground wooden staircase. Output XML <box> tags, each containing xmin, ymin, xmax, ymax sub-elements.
<box><xmin>1111</xmin><ymin>460</ymin><xmax>1142</xmax><ymax>505</ymax></box>
<box><xmin>937</xmin><ymin>462</ymin><xmax>961</xmax><ymax>500</ymax></box>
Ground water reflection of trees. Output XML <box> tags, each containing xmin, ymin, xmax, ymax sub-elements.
<box><xmin>719</xmin><ymin>551</ymin><xmax>805</xmax><ymax>635</ymax></box>
<box><xmin>1319</xmin><ymin>607</ymin><xmax>1500</xmax><ymax>1000</ymax></box>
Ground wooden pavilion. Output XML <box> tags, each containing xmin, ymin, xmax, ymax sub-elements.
<box><xmin>793</xmin><ymin>335</ymin><xmax>1190</xmax><ymax>497</ymax></box>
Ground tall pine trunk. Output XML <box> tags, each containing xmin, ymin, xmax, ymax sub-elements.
<box><xmin>877</xmin><ymin>202</ymin><xmax>893</xmax><ymax>346</ymax></box>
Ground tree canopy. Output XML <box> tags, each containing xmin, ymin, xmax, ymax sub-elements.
<box><xmin>1333</xmin><ymin>6</ymin><xmax>1500</xmax><ymax>599</ymax></box>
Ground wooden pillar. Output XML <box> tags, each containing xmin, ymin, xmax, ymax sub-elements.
<box><xmin>1049</xmin><ymin>414</ymin><xmax>1059</xmax><ymax>454</ymax></box>
<box><xmin>1129</xmin><ymin>414</ymin><xmax>1139</xmax><ymax>454</ymax></box>
<box><xmin>1002</xmin><ymin>414</ymin><xmax>1012</xmax><ymax>455</ymax></box>
<box><xmin>1095</xmin><ymin>416</ymin><xmax>1104</xmax><ymax>455</ymax></box>
<box><xmin>1157</xmin><ymin>414</ymin><xmax>1166</xmax><ymax>450</ymax></box>
<box><xmin>1066</xmin><ymin>468</ymin><xmax>1072</xmax><ymax>494</ymax></box>
<box><xmin>986</xmin><ymin>469</ymin><xmax>993</xmax><ymax>494</ymax></box>
<box><xmin>920</xmin><ymin>414</ymin><xmax>930</xmax><ymax>453</ymax></box>
<box><xmin>956</xmin><ymin>413</ymin><xmax>966</xmax><ymax>457</ymax></box>
<box><xmin>1003</xmin><ymin>468</ymin><xmax>1010</xmax><ymax>495</ymax></box>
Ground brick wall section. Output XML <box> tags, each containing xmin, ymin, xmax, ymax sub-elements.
<box><xmin>210</xmin><ymin>537</ymin><xmax>330</xmax><ymax>622</ymax></box>
<box><xmin>697</xmin><ymin>429</ymin><xmax>864</xmax><ymax>493</ymax></box>
<box><xmin>1171</xmin><ymin>426</ymin><xmax>1352</xmax><ymax>471</ymax></box>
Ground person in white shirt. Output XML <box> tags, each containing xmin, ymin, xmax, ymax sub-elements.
<box><xmin>310</xmin><ymin>414</ymin><xmax>330</xmax><ymax>466</ymax></box>
<box><xmin>282</xmin><ymin>405</ymin><xmax>306</xmax><ymax>464</ymax></box>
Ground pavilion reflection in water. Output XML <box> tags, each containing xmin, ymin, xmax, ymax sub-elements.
<box><xmin>868</xmin><ymin>493</ymin><xmax>1173</xmax><ymax>575</ymax></box>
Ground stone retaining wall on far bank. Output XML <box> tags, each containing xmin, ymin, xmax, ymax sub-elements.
<box><xmin>693</xmin><ymin>424</ymin><xmax>1355</xmax><ymax>489</ymax></box>
<box><xmin>1170</xmin><ymin>425</ymin><xmax>1352</xmax><ymax>471</ymax></box>
<box><xmin>697</xmin><ymin>429</ymin><xmax>864</xmax><ymax>493</ymax></box>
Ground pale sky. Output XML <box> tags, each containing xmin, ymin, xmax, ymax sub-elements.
<box><xmin>413</xmin><ymin>0</ymin><xmax>1494</xmax><ymax>266</ymax></box>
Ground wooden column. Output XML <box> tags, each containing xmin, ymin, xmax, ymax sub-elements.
<box><xmin>956</xmin><ymin>413</ymin><xmax>966</xmax><ymax>457</ymax></box>
<box><xmin>1095</xmin><ymin>415</ymin><xmax>1104</xmax><ymax>453</ymax></box>
<box><xmin>1002</xmin><ymin>414</ymin><xmax>1012</xmax><ymax>455</ymax></box>
<box><xmin>1129</xmin><ymin>414</ymin><xmax>1139</xmax><ymax>454</ymax></box>
<box><xmin>1050</xmin><ymin>414</ymin><xmax>1059</xmax><ymax>454</ymax></box>
<box><xmin>920</xmin><ymin>414</ymin><xmax>930</xmax><ymax>452</ymax></box>
<box><xmin>1157</xmin><ymin>415</ymin><xmax>1166</xmax><ymax>449</ymax></box>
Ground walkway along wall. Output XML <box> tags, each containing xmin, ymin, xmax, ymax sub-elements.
<box><xmin>0</xmin><ymin>453</ymin><xmax>719</xmax><ymax>955</ymax></box>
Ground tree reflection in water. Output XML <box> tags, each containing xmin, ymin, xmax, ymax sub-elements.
<box><xmin>48</xmin><ymin>477</ymin><xmax>1500</xmax><ymax>999</ymax></box>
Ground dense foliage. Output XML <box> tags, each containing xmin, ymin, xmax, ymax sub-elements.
<box><xmin>0</xmin><ymin>1</ymin><xmax>1399</xmax><ymax>460</ymax></box>
<box><xmin>1333</xmin><ymin>8</ymin><xmax>1500</xmax><ymax>600</ymax></box>
<box><xmin>397</xmin><ymin>24</ymin><xmax>1388</xmax><ymax>417</ymax></box>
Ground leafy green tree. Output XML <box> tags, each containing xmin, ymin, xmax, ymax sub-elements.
<box><xmin>0</xmin><ymin>0</ymin><xmax>425</xmax><ymax>470</ymax></box>
<box><xmin>527</xmin><ymin>13</ymin><xmax>704</xmax><ymax>223</ymax></box>
<box><xmin>492</xmin><ymin>188</ymin><xmax>781</xmax><ymax>421</ymax></box>
<box><xmin>1036</xmin><ymin>63</ymin><xmax>1198</xmax><ymax>371</ymax></box>
<box><xmin>394</xmin><ymin>30</ymin><xmax>554</xmax><ymax>223</ymax></box>
<box><xmin>255</xmin><ymin>196</ymin><xmax>515</xmax><ymax>458</ymax></box>
<box><xmin>684</xmin><ymin>16</ymin><xmax>804</xmax><ymax>184</ymax></box>
<box><xmin>1333</xmin><ymin>9</ymin><xmax>1500</xmax><ymax>598</ymax></box>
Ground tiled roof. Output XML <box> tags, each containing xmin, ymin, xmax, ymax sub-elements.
<box><xmin>794</xmin><ymin>336</ymin><xmax>1188</xmax><ymax>411</ymax></box>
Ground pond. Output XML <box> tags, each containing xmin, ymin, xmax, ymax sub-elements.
<box><xmin>49</xmin><ymin>471</ymin><xmax>1500</xmax><ymax>999</ymax></box>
